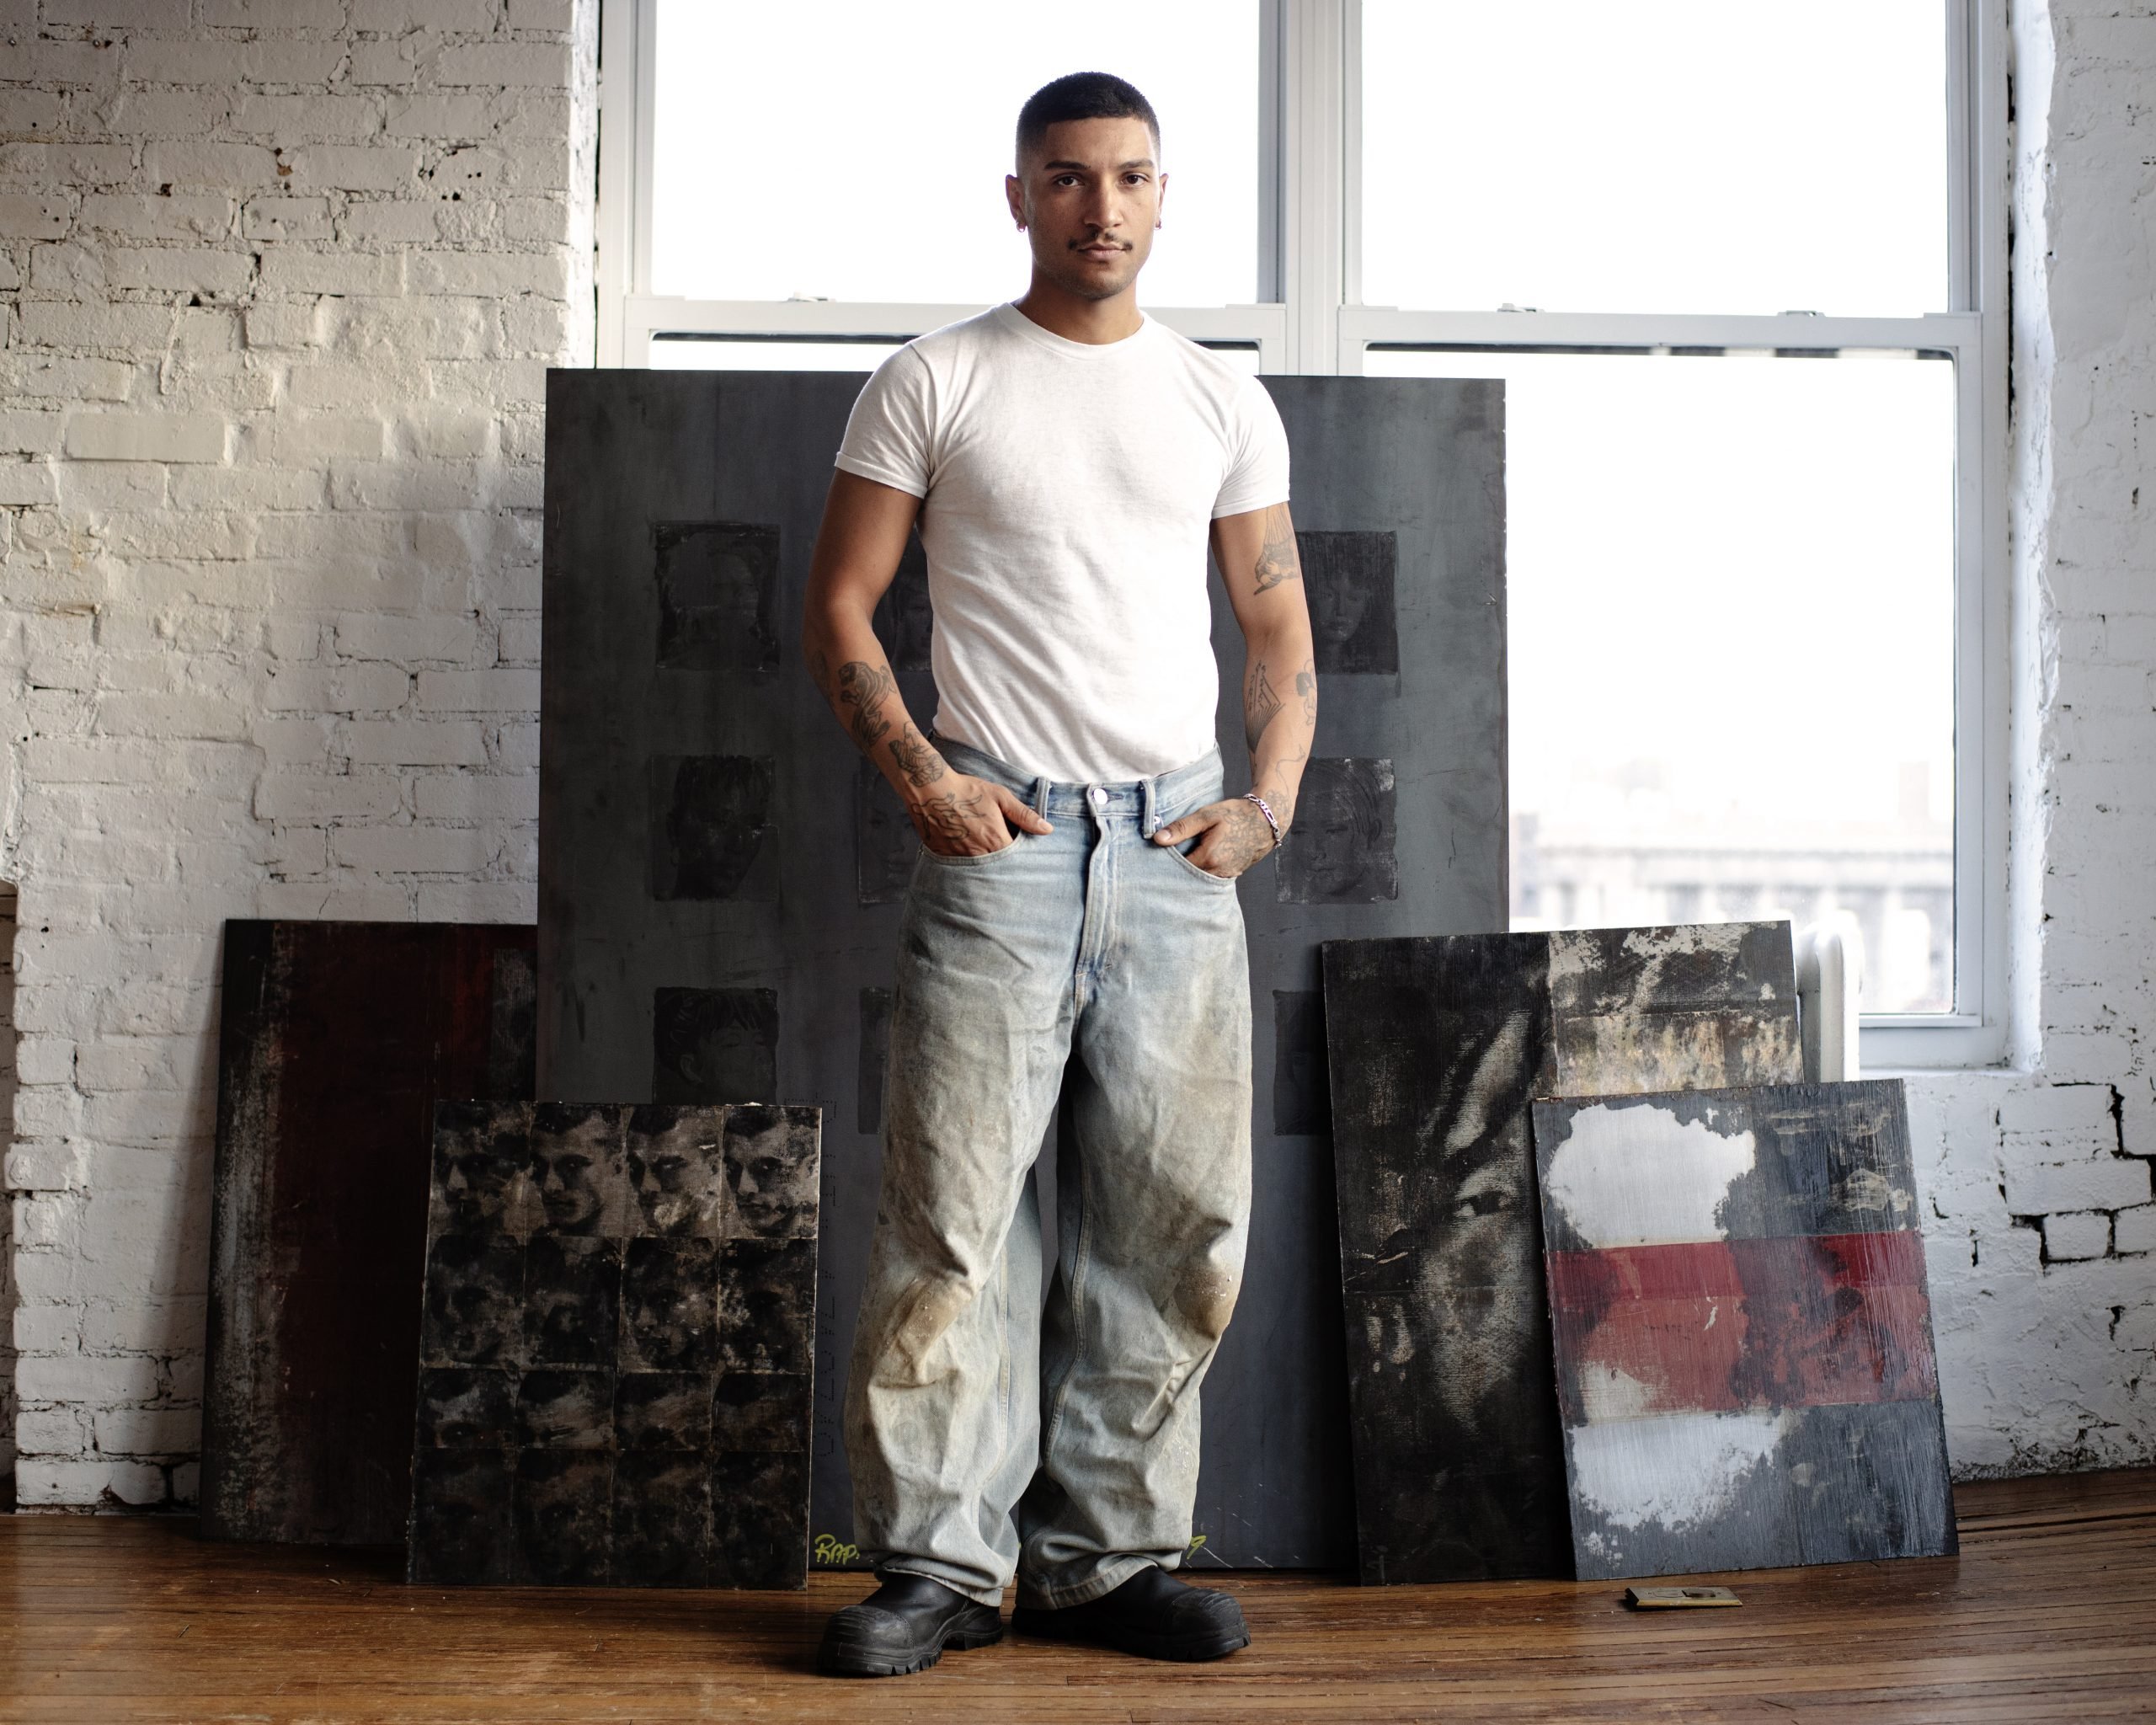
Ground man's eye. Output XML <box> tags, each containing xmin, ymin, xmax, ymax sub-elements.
<box><xmin>1452</xmin><ymin>1190</ymin><xmax>1511</xmax><ymax>1220</ymax></box>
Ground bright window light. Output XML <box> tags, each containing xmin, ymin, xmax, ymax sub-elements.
<box><xmin>651</xmin><ymin>1</ymin><xmax>1261</xmax><ymax>307</ymax></box>
<box><xmin>1361</xmin><ymin>1</ymin><xmax>1949</xmax><ymax>315</ymax></box>
<box><xmin>1365</xmin><ymin>347</ymin><xmax>1957</xmax><ymax>1012</ymax></box>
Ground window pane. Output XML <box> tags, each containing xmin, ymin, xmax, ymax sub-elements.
<box><xmin>649</xmin><ymin>338</ymin><xmax>904</xmax><ymax>371</ymax></box>
<box><xmin>653</xmin><ymin>2</ymin><xmax>1259</xmax><ymax>307</ymax></box>
<box><xmin>1360</xmin><ymin>2</ymin><xmax>1948</xmax><ymax>315</ymax></box>
<box><xmin>1364</xmin><ymin>346</ymin><xmax>1956</xmax><ymax>1012</ymax></box>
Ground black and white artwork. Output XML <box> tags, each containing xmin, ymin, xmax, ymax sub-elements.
<box><xmin>649</xmin><ymin>755</ymin><xmax>779</xmax><ymax>901</ymax></box>
<box><xmin>653</xmin><ymin>986</ymin><xmax>779</xmax><ymax>1104</ymax></box>
<box><xmin>1320</xmin><ymin>921</ymin><xmax>1803</xmax><ymax>1584</ymax></box>
<box><xmin>1278</xmin><ymin>758</ymin><xmax>1398</xmax><ymax>905</ymax></box>
<box><xmin>655</xmin><ymin>521</ymin><xmax>781</xmax><ymax>673</ymax></box>
<box><xmin>1302</xmin><ymin>530</ymin><xmax>1399</xmax><ymax>675</ymax></box>
<box><xmin>542</xmin><ymin>371</ymin><xmax>1508</xmax><ymax>1568</ymax></box>
<box><xmin>408</xmin><ymin>1100</ymin><xmax>819</xmax><ymax>1589</ymax></box>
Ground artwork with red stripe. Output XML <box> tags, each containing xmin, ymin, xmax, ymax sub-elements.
<box><xmin>1531</xmin><ymin>1081</ymin><xmax>1956</xmax><ymax>1581</ymax></box>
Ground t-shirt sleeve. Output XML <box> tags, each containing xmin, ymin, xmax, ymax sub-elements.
<box><xmin>1212</xmin><ymin>375</ymin><xmax>1292</xmax><ymax>521</ymax></box>
<box><xmin>834</xmin><ymin>346</ymin><xmax>934</xmax><ymax>498</ymax></box>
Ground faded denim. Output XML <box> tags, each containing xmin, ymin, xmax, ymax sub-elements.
<box><xmin>844</xmin><ymin>737</ymin><xmax>1253</xmax><ymax>1610</ymax></box>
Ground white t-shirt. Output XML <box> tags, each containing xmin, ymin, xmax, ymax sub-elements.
<box><xmin>834</xmin><ymin>302</ymin><xmax>1291</xmax><ymax>783</ymax></box>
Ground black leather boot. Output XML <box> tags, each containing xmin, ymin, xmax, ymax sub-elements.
<box><xmin>816</xmin><ymin>1571</ymin><xmax>1004</xmax><ymax>1678</ymax></box>
<box><xmin>1011</xmin><ymin>1563</ymin><xmax>1250</xmax><ymax>1662</ymax></box>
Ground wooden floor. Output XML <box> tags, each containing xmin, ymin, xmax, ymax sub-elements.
<box><xmin>3</xmin><ymin>1470</ymin><xmax>2151</xmax><ymax>1723</ymax></box>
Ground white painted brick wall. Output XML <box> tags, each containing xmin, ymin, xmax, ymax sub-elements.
<box><xmin>1900</xmin><ymin>0</ymin><xmax>2156</xmax><ymax>1480</ymax></box>
<box><xmin>0</xmin><ymin>0</ymin><xmax>596</xmax><ymax>1509</ymax></box>
<box><xmin>2</xmin><ymin>0</ymin><xmax>2153</xmax><ymax>1511</ymax></box>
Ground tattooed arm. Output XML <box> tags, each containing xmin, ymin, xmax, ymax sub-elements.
<box><xmin>1152</xmin><ymin>501</ymin><xmax>1318</xmax><ymax>879</ymax></box>
<box><xmin>802</xmin><ymin>471</ymin><xmax>1052</xmax><ymax>855</ymax></box>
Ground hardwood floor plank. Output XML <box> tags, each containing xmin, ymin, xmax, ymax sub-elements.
<box><xmin>1</xmin><ymin>1471</ymin><xmax>2150</xmax><ymax>1723</ymax></box>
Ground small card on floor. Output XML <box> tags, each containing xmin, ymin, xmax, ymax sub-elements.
<box><xmin>1625</xmin><ymin>1586</ymin><xmax>1742</xmax><ymax>1609</ymax></box>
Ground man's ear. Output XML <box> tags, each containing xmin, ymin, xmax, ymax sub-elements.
<box><xmin>1005</xmin><ymin>172</ymin><xmax>1026</xmax><ymax>230</ymax></box>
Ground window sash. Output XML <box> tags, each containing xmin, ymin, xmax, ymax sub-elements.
<box><xmin>595</xmin><ymin>0</ymin><xmax>2007</xmax><ymax>1065</ymax></box>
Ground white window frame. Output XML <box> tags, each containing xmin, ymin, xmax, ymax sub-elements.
<box><xmin>595</xmin><ymin>0</ymin><xmax>2009</xmax><ymax>1067</ymax></box>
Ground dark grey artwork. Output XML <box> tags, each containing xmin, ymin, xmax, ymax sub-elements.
<box><xmin>857</xmin><ymin>987</ymin><xmax>893</xmax><ymax>1135</ymax></box>
<box><xmin>1302</xmin><ymin>531</ymin><xmax>1399</xmax><ymax>675</ymax></box>
<box><xmin>648</xmin><ymin>755</ymin><xmax>779</xmax><ymax>901</ymax></box>
<box><xmin>541</xmin><ymin>370</ymin><xmax>1507</xmax><ymax>1567</ymax></box>
<box><xmin>408</xmin><ymin>1100</ymin><xmax>819</xmax><ymax>1589</ymax></box>
<box><xmin>1533</xmin><ymin>1080</ymin><xmax>1955</xmax><ymax>1579</ymax></box>
<box><xmin>653</xmin><ymin>985</ymin><xmax>778</xmax><ymax>1104</ymax></box>
<box><xmin>1320</xmin><ymin>921</ymin><xmax>1802</xmax><ymax>1584</ymax></box>
<box><xmin>655</xmin><ymin>521</ymin><xmax>781</xmax><ymax>672</ymax></box>
<box><xmin>854</xmin><ymin>757</ymin><xmax>920</xmax><ymax>905</ymax></box>
<box><xmin>1278</xmin><ymin>757</ymin><xmax>1398</xmax><ymax>905</ymax></box>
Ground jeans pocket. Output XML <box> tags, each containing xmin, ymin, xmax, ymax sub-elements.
<box><xmin>1164</xmin><ymin>841</ymin><xmax>1239</xmax><ymax>889</ymax></box>
<box><xmin>920</xmin><ymin>832</ymin><xmax>1027</xmax><ymax>868</ymax></box>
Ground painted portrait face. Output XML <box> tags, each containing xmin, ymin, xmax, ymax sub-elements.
<box><xmin>662</xmin><ymin>756</ymin><xmax>771</xmax><ymax>900</ymax></box>
<box><xmin>622</xmin><ymin>1238</ymin><xmax>718</xmax><ymax>1373</ymax></box>
<box><xmin>422</xmin><ymin>1236</ymin><xmax>520</xmax><ymax>1367</ymax></box>
<box><xmin>1310</xmin><ymin>553</ymin><xmax>1374</xmax><ymax>653</ymax></box>
<box><xmin>515</xmin><ymin>1451</ymin><xmax>611</xmax><ymax>1585</ymax></box>
<box><xmin>531</xmin><ymin>1108</ymin><xmax>619</xmax><ymax>1234</ymax></box>
<box><xmin>723</xmin><ymin>1108</ymin><xmax>817</xmax><ymax>1240</ymax></box>
<box><xmin>625</xmin><ymin>1108</ymin><xmax>724</xmax><ymax>1236</ymax></box>
<box><xmin>435</xmin><ymin>1104</ymin><xmax>528</xmax><ymax>1235</ymax></box>
<box><xmin>1305</xmin><ymin>774</ymin><xmax>1371</xmax><ymax>900</ymax></box>
<box><xmin>1414</xmin><ymin>1007</ymin><xmax>1544</xmax><ymax>1438</ymax></box>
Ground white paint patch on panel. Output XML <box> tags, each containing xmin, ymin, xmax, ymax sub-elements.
<box><xmin>1542</xmin><ymin>1101</ymin><xmax>1756</xmax><ymax>1247</ymax></box>
<box><xmin>1567</xmin><ymin>1408</ymin><xmax>1790</xmax><ymax>1532</ymax></box>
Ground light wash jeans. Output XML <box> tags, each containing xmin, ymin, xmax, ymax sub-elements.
<box><xmin>844</xmin><ymin>738</ymin><xmax>1253</xmax><ymax>1610</ymax></box>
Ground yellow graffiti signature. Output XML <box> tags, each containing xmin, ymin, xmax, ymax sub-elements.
<box><xmin>1187</xmin><ymin>1533</ymin><xmax>1208</xmax><ymax>1554</ymax></box>
<box><xmin>813</xmin><ymin>1534</ymin><xmax>862</xmax><ymax>1566</ymax></box>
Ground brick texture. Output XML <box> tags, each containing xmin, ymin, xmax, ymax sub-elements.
<box><xmin>0</xmin><ymin>0</ymin><xmax>599</xmax><ymax>1509</ymax></box>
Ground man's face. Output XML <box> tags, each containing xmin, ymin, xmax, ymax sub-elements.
<box><xmin>1005</xmin><ymin>116</ymin><xmax>1165</xmax><ymax>302</ymax></box>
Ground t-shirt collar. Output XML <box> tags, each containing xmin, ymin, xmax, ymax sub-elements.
<box><xmin>992</xmin><ymin>300</ymin><xmax>1154</xmax><ymax>358</ymax></box>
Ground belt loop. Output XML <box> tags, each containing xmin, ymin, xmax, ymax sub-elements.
<box><xmin>1032</xmin><ymin>774</ymin><xmax>1050</xmax><ymax>818</ymax></box>
<box><xmin>1141</xmin><ymin>773</ymin><xmax>1159</xmax><ymax>838</ymax></box>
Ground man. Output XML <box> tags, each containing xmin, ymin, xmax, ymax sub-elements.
<box><xmin>800</xmin><ymin>71</ymin><xmax>1317</xmax><ymax>1680</ymax></box>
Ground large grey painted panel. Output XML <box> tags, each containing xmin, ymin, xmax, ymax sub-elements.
<box><xmin>539</xmin><ymin>370</ymin><xmax>1507</xmax><ymax>1568</ymax></box>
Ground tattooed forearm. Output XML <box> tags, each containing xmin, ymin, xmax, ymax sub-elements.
<box><xmin>1294</xmin><ymin>660</ymin><xmax>1315</xmax><ymax>724</ymax></box>
<box><xmin>1244</xmin><ymin>659</ymin><xmax>1283</xmax><ymax>752</ymax></box>
<box><xmin>888</xmin><ymin>722</ymin><xmax>947</xmax><ymax>788</ymax></box>
<box><xmin>836</xmin><ymin>660</ymin><xmax>894</xmax><ymax>755</ymax></box>
<box><xmin>1252</xmin><ymin>504</ymin><xmax>1303</xmax><ymax>594</ymax></box>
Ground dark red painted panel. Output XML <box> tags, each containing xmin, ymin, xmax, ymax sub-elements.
<box><xmin>203</xmin><ymin>921</ymin><xmax>536</xmax><ymax>1546</ymax></box>
<box><xmin>1548</xmin><ymin>1231</ymin><xmax>1937</xmax><ymax>1422</ymax></box>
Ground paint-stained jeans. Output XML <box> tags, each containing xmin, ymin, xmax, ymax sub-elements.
<box><xmin>844</xmin><ymin>738</ymin><xmax>1253</xmax><ymax>1610</ymax></box>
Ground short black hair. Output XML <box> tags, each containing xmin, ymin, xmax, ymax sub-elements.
<box><xmin>1016</xmin><ymin>72</ymin><xmax>1160</xmax><ymax>166</ymax></box>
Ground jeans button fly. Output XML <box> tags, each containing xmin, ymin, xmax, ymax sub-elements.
<box><xmin>1088</xmin><ymin>787</ymin><xmax>1107</xmax><ymax>808</ymax></box>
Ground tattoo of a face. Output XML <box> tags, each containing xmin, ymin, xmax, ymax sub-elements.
<box><xmin>1252</xmin><ymin>505</ymin><xmax>1303</xmax><ymax>595</ymax></box>
<box><xmin>888</xmin><ymin>723</ymin><xmax>947</xmax><ymax>788</ymax></box>
<box><xmin>1294</xmin><ymin>660</ymin><xmax>1316</xmax><ymax>724</ymax></box>
<box><xmin>1245</xmin><ymin>659</ymin><xmax>1283</xmax><ymax>753</ymax></box>
<box><xmin>836</xmin><ymin>660</ymin><xmax>894</xmax><ymax>755</ymax></box>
